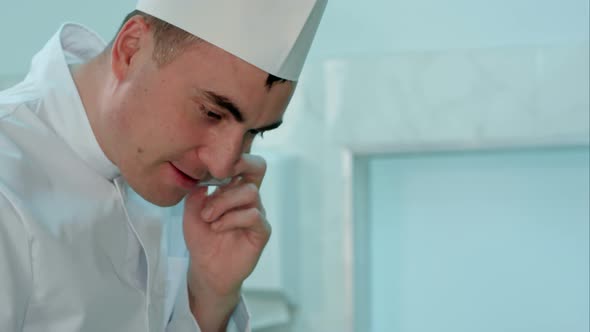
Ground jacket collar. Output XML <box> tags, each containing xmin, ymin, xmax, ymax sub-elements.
<box><xmin>29</xmin><ymin>23</ymin><xmax>120</xmax><ymax>181</ymax></box>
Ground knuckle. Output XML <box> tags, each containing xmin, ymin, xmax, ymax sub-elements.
<box><xmin>204</xmin><ymin>201</ymin><xmax>215</xmax><ymax>214</ymax></box>
<box><xmin>244</xmin><ymin>208</ymin><xmax>265</xmax><ymax>226</ymax></box>
<box><xmin>244</xmin><ymin>183</ymin><xmax>259</xmax><ymax>197</ymax></box>
<box><xmin>257</xmin><ymin>209</ymin><xmax>266</xmax><ymax>221</ymax></box>
<box><xmin>249</xmin><ymin>207</ymin><xmax>263</xmax><ymax>220</ymax></box>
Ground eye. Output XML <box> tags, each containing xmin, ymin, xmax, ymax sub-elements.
<box><xmin>206</xmin><ymin>110</ymin><xmax>222</xmax><ymax>120</ymax></box>
<box><xmin>200</xmin><ymin>104</ymin><xmax>222</xmax><ymax>121</ymax></box>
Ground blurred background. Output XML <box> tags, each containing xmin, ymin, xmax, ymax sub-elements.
<box><xmin>1</xmin><ymin>0</ymin><xmax>588</xmax><ymax>331</ymax></box>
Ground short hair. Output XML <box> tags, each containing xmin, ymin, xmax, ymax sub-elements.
<box><xmin>107</xmin><ymin>10</ymin><xmax>288</xmax><ymax>90</ymax></box>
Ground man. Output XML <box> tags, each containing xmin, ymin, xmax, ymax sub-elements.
<box><xmin>0</xmin><ymin>1</ymin><xmax>327</xmax><ymax>331</ymax></box>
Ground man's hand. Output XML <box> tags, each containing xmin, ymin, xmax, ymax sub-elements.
<box><xmin>182</xmin><ymin>154</ymin><xmax>271</xmax><ymax>331</ymax></box>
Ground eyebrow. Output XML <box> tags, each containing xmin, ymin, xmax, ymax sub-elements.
<box><xmin>204</xmin><ymin>90</ymin><xmax>244</xmax><ymax>122</ymax></box>
<box><xmin>203</xmin><ymin>90</ymin><xmax>283</xmax><ymax>132</ymax></box>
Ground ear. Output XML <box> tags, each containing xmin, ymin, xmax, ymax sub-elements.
<box><xmin>110</xmin><ymin>16</ymin><xmax>151</xmax><ymax>81</ymax></box>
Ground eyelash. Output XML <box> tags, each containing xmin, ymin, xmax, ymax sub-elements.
<box><xmin>249</xmin><ymin>129</ymin><xmax>266</xmax><ymax>138</ymax></box>
<box><xmin>205</xmin><ymin>109</ymin><xmax>222</xmax><ymax>121</ymax></box>
<box><xmin>202</xmin><ymin>107</ymin><xmax>266</xmax><ymax>138</ymax></box>
<box><xmin>198</xmin><ymin>102</ymin><xmax>221</xmax><ymax>120</ymax></box>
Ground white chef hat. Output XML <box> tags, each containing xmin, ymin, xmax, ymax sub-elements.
<box><xmin>136</xmin><ymin>0</ymin><xmax>328</xmax><ymax>81</ymax></box>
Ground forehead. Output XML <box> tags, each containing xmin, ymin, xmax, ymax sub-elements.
<box><xmin>171</xmin><ymin>43</ymin><xmax>267</xmax><ymax>92</ymax></box>
<box><xmin>162</xmin><ymin>42</ymin><xmax>295</xmax><ymax>117</ymax></box>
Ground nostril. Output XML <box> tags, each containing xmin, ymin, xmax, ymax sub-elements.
<box><xmin>197</xmin><ymin>144</ymin><xmax>242</xmax><ymax>179</ymax></box>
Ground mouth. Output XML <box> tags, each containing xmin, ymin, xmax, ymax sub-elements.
<box><xmin>168</xmin><ymin>162</ymin><xmax>199</xmax><ymax>189</ymax></box>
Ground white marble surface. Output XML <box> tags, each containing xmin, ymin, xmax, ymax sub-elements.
<box><xmin>243</xmin><ymin>290</ymin><xmax>292</xmax><ymax>331</ymax></box>
<box><xmin>323</xmin><ymin>45</ymin><xmax>589</xmax><ymax>153</ymax></box>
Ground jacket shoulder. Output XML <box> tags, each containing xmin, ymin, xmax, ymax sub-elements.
<box><xmin>0</xmin><ymin>79</ymin><xmax>40</xmax><ymax>119</ymax></box>
<box><xmin>0</xmin><ymin>184</ymin><xmax>34</xmax><ymax>331</ymax></box>
<box><xmin>0</xmin><ymin>101</ymin><xmax>55</xmax><ymax>209</ymax></box>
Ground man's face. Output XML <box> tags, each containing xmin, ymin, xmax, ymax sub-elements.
<box><xmin>105</xmin><ymin>21</ymin><xmax>295</xmax><ymax>206</ymax></box>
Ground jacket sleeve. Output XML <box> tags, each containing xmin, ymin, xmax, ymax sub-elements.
<box><xmin>164</xmin><ymin>257</ymin><xmax>251</xmax><ymax>332</ymax></box>
<box><xmin>0</xmin><ymin>192</ymin><xmax>33</xmax><ymax>331</ymax></box>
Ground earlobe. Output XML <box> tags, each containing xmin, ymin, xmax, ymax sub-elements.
<box><xmin>111</xmin><ymin>16</ymin><xmax>150</xmax><ymax>81</ymax></box>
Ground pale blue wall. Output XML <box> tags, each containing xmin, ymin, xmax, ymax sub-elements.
<box><xmin>309</xmin><ymin>0</ymin><xmax>589</xmax><ymax>60</ymax></box>
<box><xmin>0</xmin><ymin>0</ymin><xmax>136</xmax><ymax>77</ymax></box>
<box><xmin>369</xmin><ymin>147</ymin><xmax>590</xmax><ymax>332</ymax></box>
<box><xmin>2</xmin><ymin>0</ymin><xmax>589</xmax><ymax>76</ymax></box>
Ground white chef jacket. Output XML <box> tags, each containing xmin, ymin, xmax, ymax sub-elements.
<box><xmin>0</xmin><ymin>23</ymin><xmax>250</xmax><ymax>332</ymax></box>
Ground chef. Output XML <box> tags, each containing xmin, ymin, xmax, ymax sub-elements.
<box><xmin>0</xmin><ymin>0</ymin><xmax>327</xmax><ymax>331</ymax></box>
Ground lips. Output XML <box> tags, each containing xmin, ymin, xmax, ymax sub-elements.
<box><xmin>169</xmin><ymin>162</ymin><xmax>199</xmax><ymax>189</ymax></box>
<box><xmin>172</xmin><ymin>164</ymin><xmax>198</xmax><ymax>180</ymax></box>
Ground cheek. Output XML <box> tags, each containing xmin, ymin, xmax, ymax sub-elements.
<box><xmin>149</xmin><ymin>105</ymin><xmax>211</xmax><ymax>158</ymax></box>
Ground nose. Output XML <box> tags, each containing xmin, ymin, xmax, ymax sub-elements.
<box><xmin>198</xmin><ymin>134</ymin><xmax>245</xmax><ymax>179</ymax></box>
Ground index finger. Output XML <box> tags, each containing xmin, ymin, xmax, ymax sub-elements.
<box><xmin>233</xmin><ymin>154</ymin><xmax>267</xmax><ymax>188</ymax></box>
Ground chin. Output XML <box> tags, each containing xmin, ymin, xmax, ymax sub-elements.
<box><xmin>142</xmin><ymin>190</ymin><xmax>186</xmax><ymax>207</ymax></box>
<box><xmin>129</xmin><ymin>182</ymin><xmax>187</xmax><ymax>207</ymax></box>
<box><xmin>122</xmin><ymin>167</ymin><xmax>188</xmax><ymax>207</ymax></box>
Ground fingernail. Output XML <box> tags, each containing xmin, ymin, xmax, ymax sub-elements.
<box><xmin>202</xmin><ymin>206</ymin><xmax>213</xmax><ymax>220</ymax></box>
